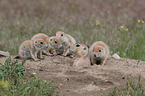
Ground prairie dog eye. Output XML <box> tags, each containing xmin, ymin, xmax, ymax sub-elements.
<box><xmin>99</xmin><ymin>50</ymin><xmax>101</xmax><ymax>52</ymax></box>
<box><xmin>76</xmin><ymin>44</ymin><xmax>80</xmax><ymax>47</ymax></box>
<box><xmin>83</xmin><ymin>47</ymin><xmax>86</xmax><ymax>50</ymax></box>
<box><xmin>54</xmin><ymin>41</ymin><xmax>57</xmax><ymax>44</ymax></box>
<box><xmin>40</xmin><ymin>42</ymin><xmax>43</xmax><ymax>44</ymax></box>
<box><xmin>61</xmin><ymin>34</ymin><xmax>63</xmax><ymax>36</ymax></box>
<box><xmin>35</xmin><ymin>41</ymin><xmax>37</xmax><ymax>43</ymax></box>
<box><xmin>50</xmin><ymin>39</ymin><xmax>52</xmax><ymax>41</ymax></box>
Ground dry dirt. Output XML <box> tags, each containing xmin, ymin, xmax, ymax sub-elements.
<box><xmin>0</xmin><ymin>55</ymin><xmax>145</xmax><ymax>96</ymax></box>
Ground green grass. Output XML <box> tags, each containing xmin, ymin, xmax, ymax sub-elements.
<box><xmin>0</xmin><ymin>0</ymin><xmax>144</xmax><ymax>61</ymax></box>
<box><xmin>103</xmin><ymin>75</ymin><xmax>145</xmax><ymax>96</ymax></box>
<box><xmin>0</xmin><ymin>0</ymin><xmax>145</xmax><ymax>95</ymax></box>
<box><xmin>0</xmin><ymin>17</ymin><xmax>145</xmax><ymax>60</ymax></box>
<box><xmin>0</xmin><ymin>58</ymin><xmax>56</xmax><ymax>96</ymax></box>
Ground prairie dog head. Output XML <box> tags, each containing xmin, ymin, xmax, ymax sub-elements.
<box><xmin>49</xmin><ymin>36</ymin><xmax>62</xmax><ymax>49</ymax></box>
<box><xmin>70</xmin><ymin>43</ymin><xmax>88</xmax><ymax>57</ymax></box>
<box><xmin>56</xmin><ymin>31</ymin><xmax>67</xmax><ymax>42</ymax></box>
<box><xmin>33</xmin><ymin>39</ymin><xmax>48</xmax><ymax>50</ymax></box>
<box><xmin>93</xmin><ymin>45</ymin><xmax>105</xmax><ymax>58</ymax></box>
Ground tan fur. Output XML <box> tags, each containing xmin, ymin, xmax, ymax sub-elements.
<box><xmin>31</xmin><ymin>33</ymin><xmax>50</xmax><ymax>56</ymax></box>
<box><xmin>65</xmin><ymin>34</ymin><xmax>76</xmax><ymax>44</ymax></box>
<box><xmin>56</xmin><ymin>31</ymin><xmax>76</xmax><ymax>56</ymax></box>
<box><xmin>70</xmin><ymin>43</ymin><xmax>90</xmax><ymax>67</ymax></box>
<box><xmin>31</xmin><ymin>33</ymin><xmax>49</xmax><ymax>42</ymax></box>
<box><xmin>19</xmin><ymin>39</ymin><xmax>48</xmax><ymax>61</ymax></box>
<box><xmin>46</xmin><ymin>36</ymin><xmax>62</xmax><ymax>55</ymax></box>
<box><xmin>89</xmin><ymin>41</ymin><xmax>109</xmax><ymax>65</ymax></box>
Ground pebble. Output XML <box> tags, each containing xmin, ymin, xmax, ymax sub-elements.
<box><xmin>32</xmin><ymin>72</ymin><xmax>36</xmax><ymax>75</ymax></box>
<box><xmin>112</xmin><ymin>53</ymin><xmax>120</xmax><ymax>59</ymax></box>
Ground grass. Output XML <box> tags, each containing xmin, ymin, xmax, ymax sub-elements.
<box><xmin>103</xmin><ymin>75</ymin><xmax>145</xmax><ymax>96</ymax></box>
<box><xmin>0</xmin><ymin>0</ymin><xmax>145</xmax><ymax>95</ymax></box>
<box><xmin>0</xmin><ymin>58</ymin><xmax>56</xmax><ymax>96</ymax></box>
<box><xmin>0</xmin><ymin>16</ymin><xmax>145</xmax><ymax>60</ymax></box>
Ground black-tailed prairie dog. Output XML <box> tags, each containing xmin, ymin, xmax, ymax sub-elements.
<box><xmin>89</xmin><ymin>41</ymin><xmax>109</xmax><ymax>65</ymax></box>
<box><xmin>31</xmin><ymin>33</ymin><xmax>49</xmax><ymax>55</ymax></box>
<box><xmin>45</xmin><ymin>36</ymin><xmax>62</xmax><ymax>56</ymax></box>
<box><xmin>17</xmin><ymin>39</ymin><xmax>48</xmax><ymax>61</ymax></box>
<box><xmin>31</xmin><ymin>33</ymin><xmax>49</xmax><ymax>42</ymax></box>
<box><xmin>70</xmin><ymin>43</ymin><xmax>90</xmax><ymax>67</ymax></box>
<box><xmin>56</xmin><ymin>31</ymin><xmax>76</xmax><ymax>56</ymax></box>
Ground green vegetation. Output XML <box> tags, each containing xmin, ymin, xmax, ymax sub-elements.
<box><xmin>0</xmin><ymin>0</ymin><xmax>145</xmax><ymax>95</ymax></box>
<box><xmin>0</xmin><ymin>0</ymin><xmax>144</xmax><ymax>61</ymax></box>
<box><xmin>103</xmin><ymin>75</ymin><xmax>145</xmax><ymax>96</ymax></box>
<box><xmin>0</xmin><ymin>58</ymin><xmax>56</xmax><ymax>96</ymax></box>
<box><xmin>0</xmin><ymin>18</ymin><xmax>145</xmax><ymax>60</ymax></box>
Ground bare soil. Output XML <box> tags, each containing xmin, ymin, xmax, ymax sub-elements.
<box><xmin>0</xmin><ymin>56</ymin><xmax>145</xmax><ymax>96</ymax></box>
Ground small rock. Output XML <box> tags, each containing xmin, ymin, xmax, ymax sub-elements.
<box><xmin>32</xmin><ymin>72</ymin><xmax>36</xmax><ymax>75</ymax></box>
<box><xmin>112</xmin><ymin>53</ymin><xmax>120</xmax><ymax>59</ymax></box>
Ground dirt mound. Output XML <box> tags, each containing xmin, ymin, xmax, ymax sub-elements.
<box><xmin>0</xmin><ymin>55</ymin><xmax>145</xmax><ymax>96</ymax></box>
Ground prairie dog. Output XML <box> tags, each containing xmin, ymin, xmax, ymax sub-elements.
<box><xmin>56</xmin><ymin>31</ymin><xmax>76</xmax><ymax>56</ymax></box>
<box><xmin>70</xmin><ymin>43</ymin><xmax>90</xmax><ymax>67</ymax></box>
<box><xmin>89</xmin><ymin>41</ymin><xmax>109</xmax><ymax>65</ymax></box>
<box><xmin>46</xmin><ymin>36</ymin><xmax>62</xmax><ymax>55</ymax></box>
<box><xmin>31</xmin><ymin>33</ymin><xmax>49</xmax><ymax>42</ymax></box>
<box><xmin>18</xmin><ymin>39</ymin><xmax>48</xmax><ymax>61</ymax></box>
<box><xmin>31</xmin><ymin>33</ymin><xmax>49</xmax><ymax>56</ymax></box>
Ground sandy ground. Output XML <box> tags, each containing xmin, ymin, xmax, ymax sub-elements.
<box><xmin>0</xmin><ymin>55</ymin><xmax>145</xmax><ymax>96</ymax></box>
